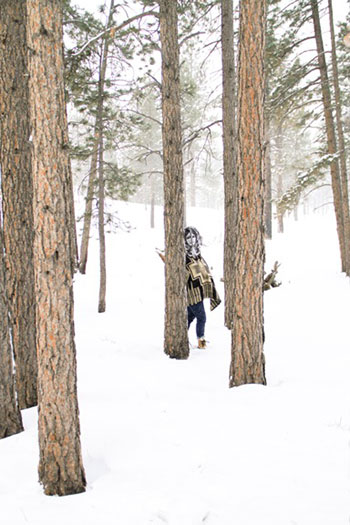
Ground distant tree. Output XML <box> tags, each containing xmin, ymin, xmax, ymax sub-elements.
<box><xmin>221</xmin><ymin>0</ymin><xmax>236</xmax><ymax>329</ymax></box>
<box><xmin>328</xmin><ymin>0</ymin><xmax>350</xmax><ymax>276</ymax></box>
<box><xmin>310</xmin><ymin>0</ymin><xmax>346</xmax><ymax>273</ymax></box>
<box><xmin>27</xmin><ymin>0</ymin><xmax>86</xmax><ymax>495</ymax></box>
<box><xmin>0</xmin><ymin>0</ymin><xmax>37</xmax><ymax>409</ymax></box>
<box><xmin>0</xmin><ymin>213</ymin><xmax>23</xmax><ymax>439</ymax></box>
<box><xmin>229</xmin><ymin>0</ymin><xmax>267</xmax><ymax>387</ymax></box>
<box><xmin>159</xmin><ymin>0</ymin><xmax>189</xmax><ymax>359</ymax></box>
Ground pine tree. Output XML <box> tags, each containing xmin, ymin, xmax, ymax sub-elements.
<box><xmin>159</xmin><ymin>0</ymin><xmax>189</xmax><ymax>359</ymax></box>
<box><xmin>229</xmin><ymin>0</ymin><xmax>267</xmax><ymax>387</ymax></box>
<box><xmin>311</xmin><ymin>0</ymin><xmax>346</xmax><ymax>272</ymax></box>
<box><xmin>27</xmin><ymin>0</ymin><xmax>86</xmax><ymax>496</ymax></box>
<box><xmin>0</xmin><ymin>213</ymin><xmax>23</xmax><ymax>439</ymax></box>
<box><xmin>221</xmin><ymin>0</ymin><xmax>237</xmax><ymax>329</ymax></box>
<box><xmin>0</xmin><ymin>0</ymin><xmax>37</xmax><ymax>409</ymax></box>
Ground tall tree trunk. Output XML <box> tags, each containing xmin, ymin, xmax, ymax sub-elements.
<box><xmin>0</xmin><ymin>215</ymin><xmax>23</xmax><ymax>439</ymax></box>
<box><xmin>79</xmin><ymin>127</ymin><xmax>99</xmax><ymax>274</ymax></box>
<box><xmin>328</xmin><ymin>0</ymin><xmax>350</xmax><ymax>275</ymax></box>
<box><xmin>98</xmin><ymin>134</ymin><xmax>107</xmax><ymax>312</ymax></box>
<box><xmin>97</xmin><ymin>0</ymin><xmax>115</xmax><ymax>312</ymax></box>
<box><xmin>221</xmin><ymin>0</ymin><xmax>237</xmax><ymax>330</ymax></box>
<box><xmin>311</xmin><ymin>0</ymin><xmax>346</xmax><ymax>272</ymax></box>
<box><xmin>159</xmin><ymin>0</ymin><xmax>189</xmax><ymax>359</ymax></box>
<box><xmin>0</xmin><ymin>0</ymin><xmax>37</xmax><ymax>409</ymax></box>
<box><xmin>229</xmin><ymin>0</ymin><xmax>267</xmax><ymax>388</ymax></box>
<box><xmin>27</xmin><ymin>0</ymin><xmax>86</xmax><ymax>496</ymax></box>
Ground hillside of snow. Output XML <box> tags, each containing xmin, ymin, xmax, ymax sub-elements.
<box><xmin>1</xmin><ymin>203</ymin><xmax>349</xmax><ymax>524</ymax></box>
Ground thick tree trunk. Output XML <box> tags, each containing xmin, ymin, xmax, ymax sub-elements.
<box><xmin>159</xmin><ymin>0</ymin><xmax>189</xmax><ymax>359</ymax></box>
<box><xmin>229</xmin><ymin>0</ymin><xmax>266</xmax><ymax>388</ymax></box>
<box><xmin>0</xmin><ymin>216</ymin><xmax>23</xmax><ymax>439</ymax></box>
<box><xmin>221</xmin><ymin>0</ymin><xmax>237</xmax><ymax>330</ymax></box>
<box><xmin>27</xmin><ymin>0</ymin><xmax>86</xmax><ymax>496</ymax></box>
<box><xmin>328</xmin><ymin>0</ymin><xmax>350</xmax><ymax>275</ymax></box>
<box><xmin>311</xmin><ymin>0</ymin><xmax>345</xmax><ymax>272</ymax></box>
<box><xmin>0</xmin><ymin>0</ymin><xmax>37</xmax><ymax>409</ymax></box>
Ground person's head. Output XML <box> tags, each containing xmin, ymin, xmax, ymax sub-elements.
<box><xmin>184</xmin><ymin>226</ymin><xmax>202</xmax><ymax>258</ymax></box>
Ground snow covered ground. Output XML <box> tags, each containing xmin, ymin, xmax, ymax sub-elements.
<box><xmin>1</xmin><ymin>202</ymin><xmax>349</xmax><ymax>524</ymax></box>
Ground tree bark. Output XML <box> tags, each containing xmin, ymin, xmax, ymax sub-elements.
<box><xmin>328</xmin><ymin>0</ymin><xmax>350</xmax><ymax>275</ymax></box>
<box><xmin>159</xmin><ymin>0</ymin><xmax>189</xmax><ymax>359</ymax></box>
<box><xmin>97</xmin><ymin>132</ymin><xmax>107</xmax><ymax>312</ymax></box>
<box><xmin>229</xmin><ymin>0</ymin><xmax>266</xmax><ymax>388</ymax></box>
<box><xmin>27</xmin><ymin>0</ymin><xmax>86</xmax><ymax>496</ymax></box>
<box><xmin>311</xmin><ymin>0</ymin><xmax>345</xmax><ymax>272</ymax></box>
<box><xmin>0</xmin><ymin>0</ymin><xmax>38</xmax><ymax>409</ymax></box>
<box><xmin>0</xmin><ymin>215</ymin><xmax>23</xmax><ymax>439</ymax></box>
<box><xmin>221</xmin><ymin>0</ymin><xmax>237</xmax><ymax>330</ymax></box>
<box><xmin>98</xmin><ymin>0</ymin><xmax>115</xmax><ymax>312</ymax></box>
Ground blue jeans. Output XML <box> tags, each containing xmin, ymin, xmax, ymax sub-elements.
<box><xmin>187</xmin><ymin>301</ymin><xmax>206</xmax><ymax>338</ymax></box>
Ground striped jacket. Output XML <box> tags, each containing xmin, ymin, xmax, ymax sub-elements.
<box><xmin>186</xmin><ymin>256</ymin><xmax>221</xmax><ymax>311</ymax></box>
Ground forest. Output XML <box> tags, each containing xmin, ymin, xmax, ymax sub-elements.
<box><xmin>0</xmin><ymin>0</ymin><xmax>349</xmax><ymax>523</ymax></box>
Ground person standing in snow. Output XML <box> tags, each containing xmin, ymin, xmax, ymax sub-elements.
<box><xmin>184</xmin><ymin>226</ymin><xmax>221</xmax><ymax>349</ymax></box>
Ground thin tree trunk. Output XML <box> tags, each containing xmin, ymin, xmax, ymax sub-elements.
<box><xmin>98</xmin><ymin>134</ymin><xmax>107</xmax><ymax>312</ymax></box>
<box><xmin>27</xmin><ymin>0</ymin><xmax>86</xmax><ymax>496</ymax></box>
<box><xmin>229</xmin><ymin>0</ymin><xmax>266</xmax><ymax>388</ymax></box>
<box><xmin>0</xmin><ymin>0</ymin><xmax>37</xmax><ymax>409</ymax></box>
<box><xmin>221</xmin><ymin>0</ymin><xmax>237</xmax><ymax>330</ymax></box>
<box><xmin>311</xmin><ymin>0</ymin><xmax>345</xmax><ymax>272</ymax></box>
<box><xmin>79</xmin><ymin>126</ymin><xmax>99</xmax><ymax>274</ymax></box>
<box><xmin>0</xmin><ymin>215</ymin><xmax>23</xmax><ymax>439</ymax></box>
<box><xmin>159</xmin><ymin>0</ymin><xmax>189</xmax><ymax>359</ymax></box>
<box><xmin>275</xmin><ymin>127</ymin><xmax>285</xmax><ymax>234</ymax></box>
<box><xmin>97</xmin><ymin>0</ymin><xmax>115</xmax><ymax>313</ymax></box>
<box><xmin>150</xmin><ymin>176</ymin><xmax>155</xmax><ymax>229</ymax></box>
<box><xmin>328</xmin><ymin>0</ymin><xmax>350</xmax><ymax>275</ymax></box>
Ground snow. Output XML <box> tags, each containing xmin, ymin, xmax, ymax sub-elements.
<box><xmin>1</xmin><ymin>203</ymin><xmax>350</xmax><ymax>524</ymax></box>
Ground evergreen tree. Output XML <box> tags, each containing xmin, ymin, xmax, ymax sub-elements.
<box><xmin>229</xmin><ymin>0</ymin><xmax>267</xmax><ymax>387</ymax></box>
<box><xmin>0</xmin><ymin>0</ymin><xmax>37</xmax><ymax>409</ymax></box>
<box><xmin>159</xmin><ymin>0</ymin><xmax>189</xmax><ymax>359</ymax></box>
<box><xmin>27</xmin><ymin>0</ymin><xmax>86</xmax><ymax>495</ymax></box>
<box><xmin>0</xmin><ymin>213</ymin><xmax>23</xmax><ymax>439</ymax></box>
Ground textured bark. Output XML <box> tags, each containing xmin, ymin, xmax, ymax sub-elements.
<box><xmin>311</xmin><ymin>0</ymin><xmax>345</xmax><ymax>272</ymax></box>
<box><xmin>159</xmin><ymin>0</ymin><xmax>189</xmax><ymax>359</ymax></box>
<box><xmin>27</xmin><ymin>0</ymin><xmax>86</xmax><ymax>496</ymax></box>
<box><xmin>221</xmin><ymin>0</ymin><xmax>237</xmax><ymax>330</ymax></box>
<box><xmin>0</xmin><ymin>0</ymin><xmax>37</xmax><ymax>409</ymax></box>
<box><xmin>229</xmin><ymin>0</ymin><xmax>266</xmax><ymax>388</ymax></box>
<box><xmin>0</xmin><ymin>216</ymin><xmax>24</xmax><ymax>439</ymax></box>
<box><xmin>328</xmin><ymin>0</ymin><xmax>350</xmax><ymax>276</ymax></box>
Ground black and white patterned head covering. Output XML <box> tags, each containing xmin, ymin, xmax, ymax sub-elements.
<box><xmin>184</xmin><ymin>226</ymin><xmax>202</xmax><ymax>258</ymax></box>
